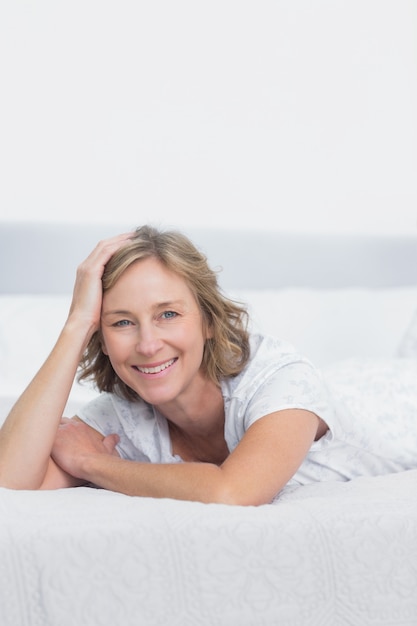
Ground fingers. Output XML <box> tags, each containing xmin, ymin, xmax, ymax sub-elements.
<box><xmin>77</xmin><ymin>231</ymin><xmax>136</xmax><ymax>276</ymax></box>
<box><xmin>102</xmin><ymin>433</ymin><xmax>120</xmax><ymax>455</ymax></box>
<box><xmin>90</xmin><ymin>231</ymin><xmax>136</xmax><ymax>258</ymax></box>
<box><xmin>59</xmin><ymin>418</ymin><xmax>119</xmax><ymax>454</ymax></box>
<box><xmin>68</xmin><ymin>231</ymin><xmax>136</xmax><ymax>328</ymax></box>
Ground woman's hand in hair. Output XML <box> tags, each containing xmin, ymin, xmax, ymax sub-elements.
<box><xmin>67</xmin><ymin>233</ymin><xmax>134</xmax><ymax>339</ymax></box>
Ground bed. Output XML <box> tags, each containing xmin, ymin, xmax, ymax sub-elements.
<box><xmin>1</xmin><ymin>222</ymin><xmax>417</xmax><ymax>626</ymax></box>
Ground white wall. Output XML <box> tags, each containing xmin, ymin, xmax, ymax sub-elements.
<box><xmin>0</xmin><ymin>1</ymin><xmax>416</xmax><ymax>234</ymax></box>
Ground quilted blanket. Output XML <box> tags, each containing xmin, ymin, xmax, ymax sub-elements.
<box><xmin>1</xmin><ymin>469</ymin><xmax>416</xmax><ymax>626</ymax></box>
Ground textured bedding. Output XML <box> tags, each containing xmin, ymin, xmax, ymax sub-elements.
<box><xmin>1</xmin><ymin>469</ymin><xmax>417</xmax><ymax>626</ymax></box>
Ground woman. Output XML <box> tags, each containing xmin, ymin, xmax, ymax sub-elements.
<box><xmin>0</xmin><ymin>226</ymin><xmax>415</xmax><ymax>504</ymax></box>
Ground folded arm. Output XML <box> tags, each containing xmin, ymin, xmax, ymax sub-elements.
<box><xmin>51</xmin><ymin>409</ymin><xmax>322</xmax><ymax>505</ymax></box>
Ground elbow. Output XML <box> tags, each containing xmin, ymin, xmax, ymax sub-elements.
<box><xmin>207</xmin><ymin>481</ymin><xmax>267</xmax><ymax>507</ymax></box>
<box><xmin>0</xmin><ymin>460</ymin><xmax>48</xmax><ymax>491</ymax></box>
<box><xmin>0</xmin><ymin>477</ymin><xmax>32</xmax><ymax>490</ymax></box>
<box><xmin>0</xmin><ymin>472</ymin><xmax>43</xmax><ymax>491</ymax></box>
<box><xmin>208</xmin><ymin>491</ymin><xmax>264</xmax><ymax>507</ymax></box>
<box><xmin>202</xmin><ymin>466</ymin><xmax>277</xmax><ymax>506</ymax></box>
<box><xmin>0</xmin><ymin>467</ymin><xmax>16</xmax><ymax>489</ymax></box>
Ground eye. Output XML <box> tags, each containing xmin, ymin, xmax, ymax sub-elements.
<box><xmin>161</xmin><ymin>310</ymin><xmax>177</xmax><ymax>320</ymax></box>
<box><xmin>113</xmin><ymin>319</ymin><xmax>133</xmax><ymax>327</ymax></box>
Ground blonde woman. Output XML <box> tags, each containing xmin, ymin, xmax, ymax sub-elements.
<box><xmin>0</xmin><ymin>226</ymin><xmax>415</xmax><ymax>504</ymax></box>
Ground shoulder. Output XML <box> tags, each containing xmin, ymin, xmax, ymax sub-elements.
<box><xmin>222</xmin><ymin>333</ymin><xmax>333</xmax><ymax>449</ymax></box>
<box><xmin>77</xmin><ymin>392</ymin><xmax>154</xmax><ymax>430</ymax></box>
<box><xmin>248</xmin><ymin>333</ymin><xmax>303</xmax><ymax>361</ymax></box>
<box><xmin>77</xmin><ymin>391</ymin><xmax>127</xmax><ymax>416</ymax></box>
<box><xmin>223</xmin><ymin>332</ymin><xmax>317</xmax><ymax>395</ymax></box>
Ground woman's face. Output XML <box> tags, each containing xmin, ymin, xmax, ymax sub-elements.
<box><xmin>100</xmin><ymin>256</ymin><xmax>212</xmax><ymax>413</ymax></box>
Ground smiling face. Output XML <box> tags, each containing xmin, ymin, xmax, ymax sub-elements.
<box><xmin>100</xmin><ymin>256</ymin><xmax>213</xmax><ymax>415</ymax></box>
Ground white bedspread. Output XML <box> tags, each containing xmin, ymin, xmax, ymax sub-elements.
<box><xmin>1</xmin><ymin>470</ymin><xmax>416</xmax><ymax>626</ymax></box>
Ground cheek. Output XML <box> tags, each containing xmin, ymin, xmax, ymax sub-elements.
<box><xmin>100</xmin><ymin>330</ymin><xmax>122</xmax><ymax>360</ymax></box>
<box><xmin>102</xmin><ymin>330</ymin><xmax>137</xmax><ymax>361</ymax></box>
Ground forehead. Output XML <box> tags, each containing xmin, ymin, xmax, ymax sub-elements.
<box><xmin>105</xmin><ymin>256</ymin><xmax>196</xmax><ymax>301</ymax></box>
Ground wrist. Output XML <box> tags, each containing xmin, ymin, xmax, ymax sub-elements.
<box><xmin>61</xmin><ymin>316</ymin><xmax>98</xmax><ymax>354</ymax></box>
<box><xmin>78</xmin><ymin>451</ymin><xmax>116</xmax><ymax>486</ymax></box>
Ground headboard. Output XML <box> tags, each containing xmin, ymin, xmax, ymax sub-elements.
<box><xmin>0</xmin><ymin>222</ymin><xmax>416</xmax><ymax>294</ymax></box>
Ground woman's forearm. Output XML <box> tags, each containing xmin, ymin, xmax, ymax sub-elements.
<box><xmin>0</xmin><ymin>320</ymin><xmax>94</xmax><ymax>489</ymax></box>
<box><xmin>79</xmin><ymin>453</ymin><xmax>230</xmax><ymax>504</ymax></box>
<box><xmin>69</xmin><ymin>410</ymin><xmax>320</xmax><ymax>506</ymax></box>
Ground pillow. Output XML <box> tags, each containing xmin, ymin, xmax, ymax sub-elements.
<box><xmin>230</xmin><ymin>287</ymin><xmax>417</xmax><ymax>367</ymax></box>
<box><xmin>321</xmin><ymin>356</ymin><xmax>417</xmax><ymax>465</ymax></box>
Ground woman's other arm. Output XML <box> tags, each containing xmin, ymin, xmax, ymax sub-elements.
<box><xmin>51</xmin><ymin>409</ymin><xmax>322</xmax><ymax>505</ymax></box>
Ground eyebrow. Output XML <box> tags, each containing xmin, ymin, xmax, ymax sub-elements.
<box><xmin>101</xmin><ymin>309</ymin><xmax>131</xmax><ymax>318</ymax></box>
<box><xmin>101</xmin><ymin>300</ymin><xmax>187</xmax><ymax>317</ymax></box>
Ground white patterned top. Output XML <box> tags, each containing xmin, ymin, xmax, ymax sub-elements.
<box><xmin>77</xmin><ymin>333</ymin><xmax>417</xmax><ymax>489</ymax></box>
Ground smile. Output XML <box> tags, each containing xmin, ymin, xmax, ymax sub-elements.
<box><xmin>135</xmin><ymin>358</ymin><xmax>177</xmax><ymax>374</ymax></box>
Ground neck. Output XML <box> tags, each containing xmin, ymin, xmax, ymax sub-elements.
<box><xmin>166</xmin><ymin>386</ymin><xmax>228</xmax><ymax>465</ymax></box>
<box><xmin>157</xmin><ymin>380</ymin><xmax>224</xmax><ymax>438</ymax></box>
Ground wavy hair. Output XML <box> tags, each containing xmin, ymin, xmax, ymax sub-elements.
<box><xmin>78</xmin><ymin>225</ymin><xmax>250</xmax><ymax>401</ymax></box>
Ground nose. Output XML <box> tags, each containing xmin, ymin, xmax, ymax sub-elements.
<box><xmin>135</xmin><ymin>324</ymin><xmax>164</xmax><ymax>357</ymax></box>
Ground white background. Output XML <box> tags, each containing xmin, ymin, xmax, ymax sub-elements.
<box><xmin>0</xmin><ymin>0</ymin><xmax>416</xmax><ymax>234</ymax></box>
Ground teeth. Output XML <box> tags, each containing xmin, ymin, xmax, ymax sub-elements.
<box><xmin>137</xmin><ymin>358</ymin><xmax>175</xmax><ymax>374</ymax></box>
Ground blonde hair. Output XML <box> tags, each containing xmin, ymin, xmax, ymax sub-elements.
<box><xmin>78</xmin><ymin>225</ymin><xmax>250</xmax><ymax>401</ymax></box>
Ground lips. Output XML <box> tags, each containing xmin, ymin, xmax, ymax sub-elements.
<box><xmin>135</xmin><ymin>358</ymin><xmax>177</xmax><ymax>375</ymax></box>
